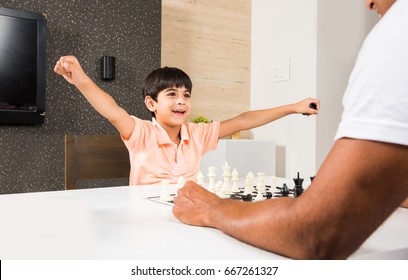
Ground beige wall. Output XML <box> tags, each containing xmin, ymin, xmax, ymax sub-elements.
<box><xmin>162</xmin><ymin>0</ymin><xmax>251</xmax><ymax>138</ymax></box>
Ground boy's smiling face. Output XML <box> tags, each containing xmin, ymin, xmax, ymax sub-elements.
<box><xmin>146</xmin><ymin>86</ymin><xmax>192</xmax><ymax>127</ymax></box>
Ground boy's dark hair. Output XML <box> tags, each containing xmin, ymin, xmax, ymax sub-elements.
<box><xmin>142</xmin><ymin>66</ymin><xmax>192</xmax><ymax>101</ymax></box>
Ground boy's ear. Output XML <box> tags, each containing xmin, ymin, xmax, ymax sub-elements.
<box><xmin>144</xmin><ymin>96</ymin><xmax>155</xmax><ymax>112</ymax></box>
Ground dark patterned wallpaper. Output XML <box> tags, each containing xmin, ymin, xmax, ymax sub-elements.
<box><xmin>0</xmin><ymin>0</ymin><xmax>161</xmax><ymax>194</ymax></box>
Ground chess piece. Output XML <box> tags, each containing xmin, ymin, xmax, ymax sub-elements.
<box><xmin>231</xmin><ymin>168</ymin><xmax>240</xmax><ymax>193</ymax></box>
<box><xmin>196</xmin><ymin>171</ymin><xmax>205</xmax><ymax>185</ymax></box>
<box><xmin>292</xmin><ymin>172</ymin><xmax>305</xmax><ymax>197</ymax></box>
<box><xmin>222</xmin><ymin>162</ymin><xmax>232</xmax><ymax>194</ymax></box>
<box><xmin>254</xmin><ymin>187</ymin><xmax>265</xmax><ymax>201</ymax></box>
<box><xmin>275</xmin><ymin>183</ymin><xmax>290</xmax><ymax>197</ymax></box>
<box><xmin>160</xmin><ymin>179</ymin><xmax>172</xmax><ymax>201</ymax></box>
<box><xmin>270</xmin><ymin>176</ymin><xmax>279</xmax><ymax>192</ymax></box>
<box><xmin>246</xmin><ymin>172</ymin><xmax>255</xmax><ymax>193</ymax></box>
<box><xmin>176</xmin><ymin>177</ymin><xmax>185</xmax><ymax>190</ymax></box>
<box><xmin>257</xmin><ymin>172</ymin><xmax>266</xmax><ymax>194</ymax></box>
<box><xmin>243</xmin><ymin>177</ymin><xmax>252</xmax><ymax>195</ymax></box>
<box><xmin>216</xmin><ymin>181</ymin><xmax>229</xmax><ymax>198</ymax></box>
<box><xmin>208</xmin><ymin>166</ymin><xmax>216</xmax><ymax>193</ymax></box>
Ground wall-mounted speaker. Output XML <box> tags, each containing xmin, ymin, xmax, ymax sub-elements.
<box><xmin>101</xmin><ymin>56</ymin><xmax>115</xmax><ymax>81</ymax></box>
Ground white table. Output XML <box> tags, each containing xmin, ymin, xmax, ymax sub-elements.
<box><xmin>0</xmin><ymin>184</ymin><xmax>407</xmax><ymax>260</ymax></box>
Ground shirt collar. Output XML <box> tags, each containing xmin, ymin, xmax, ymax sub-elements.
<box><xmin>152</xmin><ymin>118</ymin><xmax>190</xmax><ymax>145</ymax></box>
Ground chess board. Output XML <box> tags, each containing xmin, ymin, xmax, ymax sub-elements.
<box><xmin>146</xmin><ymin>183</ymin><xmax>306</xmax><ymax>206</ymax></box>
<box><xmin>146</xmin><ymin>165</ymin><xmax>313</xmax><ymax>206</ymax></box>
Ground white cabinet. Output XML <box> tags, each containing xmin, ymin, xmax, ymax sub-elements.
<box><xmin>200</xmin><ymin>139</ymin><xmax>275</xmax><ymax>180</ymax></box>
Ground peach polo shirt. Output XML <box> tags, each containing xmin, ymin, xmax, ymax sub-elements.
<box><xmin>123</xmin><ymin>117</ymin><xmax>220</xmax><ymax>185</ymax></box>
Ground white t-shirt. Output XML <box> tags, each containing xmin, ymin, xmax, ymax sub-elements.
<box><xmin>334</xmin><ymin>0</ymin><xmax>408</xmax><ymax>146</ymax></box>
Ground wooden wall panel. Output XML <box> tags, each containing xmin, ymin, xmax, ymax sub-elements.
<box><xmin>162</xmin><ymin>0</ymin><xmax>251</xmax><ymax>138</ymax></box>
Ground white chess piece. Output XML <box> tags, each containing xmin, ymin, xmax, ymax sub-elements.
<box><xmin>222</xmin><ymin>162</ymin><xmax>231</xmax><ymax>194</ymax></box>
<box><xmin>244</xmin><ymin>177</ymin><xmax>252</xmax><ymax>195</ymax></box>
<box><xmin>216</xmin><ymin>180</ymin><xmax>229</xmax><ymax>198</ymax></box>
<box><xmin>231</xmin><ymin>168</ymin><xmax>240</xmax><ymax>193</ymax></box>
<box><xmin>196</xmin><ymin>171</ymin><xmax>204</xmax><ymax>185</ymax></box>
<box><xmin>257</xmin><ymin>172</ymin><xmax>266</xmax><ymax>194</ymax></box>
<box><xmin>176</xmin><ymin>177</ymin><xmax>185</xmax><ymax>190</ymax></box>
<box><xmin>270</xmin><ymin>176</ymin><xmax>278</xmax><ymax>192</ymax></box>
<box><xmin>208</xmin><ymin>166</ymin><xmax>216</xmax><ymax>193</ymax></box>
<box><xmin>246</xmin><ymin>172</ymin><xmax>255</xmax><ymax>193</ymax></box>
<box><xmin>160</xmin><ymin>179</ymin><xmax>172</xmax><ymax>201</ymax></box>
<box><xmin>254</xmin><ymin>189</ymin><xmax>265</xmax><ymax>201</ymax></box>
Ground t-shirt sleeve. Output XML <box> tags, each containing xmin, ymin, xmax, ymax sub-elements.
<box><xmin>191</xmin><ymin>121</ymin><xmax>220</xmax><ymax>155</ymax></box>
<box><xmin>334</xmin><ymin>1</ymin><xmax>408</xmax><ymax>146</ymax></box>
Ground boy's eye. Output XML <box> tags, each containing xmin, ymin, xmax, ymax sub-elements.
<box><xmin>184</xmin><ymin>93</ymin><xmax>191</xmax><ymax>98</ymax></box>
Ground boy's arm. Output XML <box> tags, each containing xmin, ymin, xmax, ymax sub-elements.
<box><xmin>54</xmin><ymin>56</ymin><xmax>134</xmax><ymax>139</ymax></box>
<box><xmin>218</xmin><ymin>98</ymin><xmax>319</xmax><ymax>138</ymax></box>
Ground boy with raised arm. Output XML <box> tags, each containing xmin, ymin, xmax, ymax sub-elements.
<box><xmin>55</xmin><ymin>57</ymin><xmax>319</xmax><ymax>185</ymax></box>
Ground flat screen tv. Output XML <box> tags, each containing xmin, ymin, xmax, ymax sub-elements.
<box><xmin>0</xmin><ymin>7</ymin><xmax>46</xmax><ymax>124</ymax></box>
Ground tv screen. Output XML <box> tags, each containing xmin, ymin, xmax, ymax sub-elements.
<box><xmin>0</xmin><ymin>7</ymin><xmax>46</xmax><ymax>124</ymax></box>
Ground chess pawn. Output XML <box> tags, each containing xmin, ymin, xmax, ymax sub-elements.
<box><xmin>270</xmin><ymin>176</ymin><xmax>279</xmax><ymax>192</ymax></box>
<box><xmin>160</xmin><ymin>179</ymin><xmax>172</xmax><ymax>201</ymax></box>
<box><xmin>257</xmin><ymin>172</ymin><xmax>266</xmax><ymax>193</ymax></box>
<box><xmin>246</xmin><ymin>172</ymin><xmax>255</xmax><ymax>193</ymax></box>
<box><xmin>196</xmin><ymin>171</ymin><xmax>205</xmax><ymax>185</ymax></box>
<box><xmin>254</xmin><ymin>188</ymin><xmax>265</xmax><ymax>201</ymax></box>
<box><xmin>243</xmin><ymin>177</ymin><xmax>253</xmax><ymax>195</ymax></box>
<box><xmin>231</xmin><ymin>168</ymin><xmax>240</xmax><ymax>193</ymax></box>
<box><xmin>216</xmin><ymin>181</ymin><xmax>228</xmax><ymax>198</ymax></box>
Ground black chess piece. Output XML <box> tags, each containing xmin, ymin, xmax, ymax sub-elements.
<box><xmin>229</xmin><ymin>193</ymin><xmax>253</xmax><ymax>202</ymax></box>
<box><xmin>293</xmin><ymin>172</ymin><xmax>304</xmax><ymax>187</ymax></box>
<box><xmin>309</xmin><ymin>103</ymin><xmax>317</xmax><ymax>110</ymax></box>
<box><xmin>264</xmin><ymin>192</ymin><xmax>273</xmax><ymax>199</ymax></box>
<box><xmin>303</xmin><ymin>102</ymin><xmax>318</xmax><ymax>115</ymax></box>
<box><xmin>274</xmin><ymin>183</ymin><xmax>290</xmax><ymax>197</ymax></box>
<box><xmin>292</xmin><ymin>172</ymin><xmax>305</xmax><ymax>197</ymax></box>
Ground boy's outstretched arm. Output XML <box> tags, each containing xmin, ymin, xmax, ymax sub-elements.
<box><xmin>54</xmin><ymin>56</ymin><xmax>135</xmax><ymax>139</ymax></box>
<box><xmin>218</xmin><ymin>98</ymin><xmax>319</xmax><ymax>138</ymax></box>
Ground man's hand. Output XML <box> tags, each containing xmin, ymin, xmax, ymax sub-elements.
<box><xmin>173</xmin><ymin>181</ymin><xmax>222</xmax><ymax>227</ymax></box>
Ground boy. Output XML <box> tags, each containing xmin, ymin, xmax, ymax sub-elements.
<box><xmin>54</xmin><ymin>56</ymin><xmax>319</xmax><ymax>185</ymax></box>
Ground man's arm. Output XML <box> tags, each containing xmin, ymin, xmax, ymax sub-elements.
<box><xmin>218</xmin><ymin>98</ymin><xmax>319</xmax><ymax>139</ymax></box>
<box><xmin>401</xmin><ymin>198</ymin><xmax>408</xmax><ymax>208</ymax></box>
<box><xmin>54</xmin><ymin>56</ymin><xmax>135</xmax><ymax>139</ymax></box>
<box><xmin>173</xmin><ymin>138</ymin><xmax>408</xmax><ymax>259</ymax></box>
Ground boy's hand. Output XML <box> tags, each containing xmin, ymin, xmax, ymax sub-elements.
<box><xmin>295</xmin><ymin>98</ymin><xmax>320</xmax><ymax>116</ymax></box>
<box><xmin>54</xmin><ymin>56</ymin><xmax>89</xmax><ymax>86</ymax></box>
